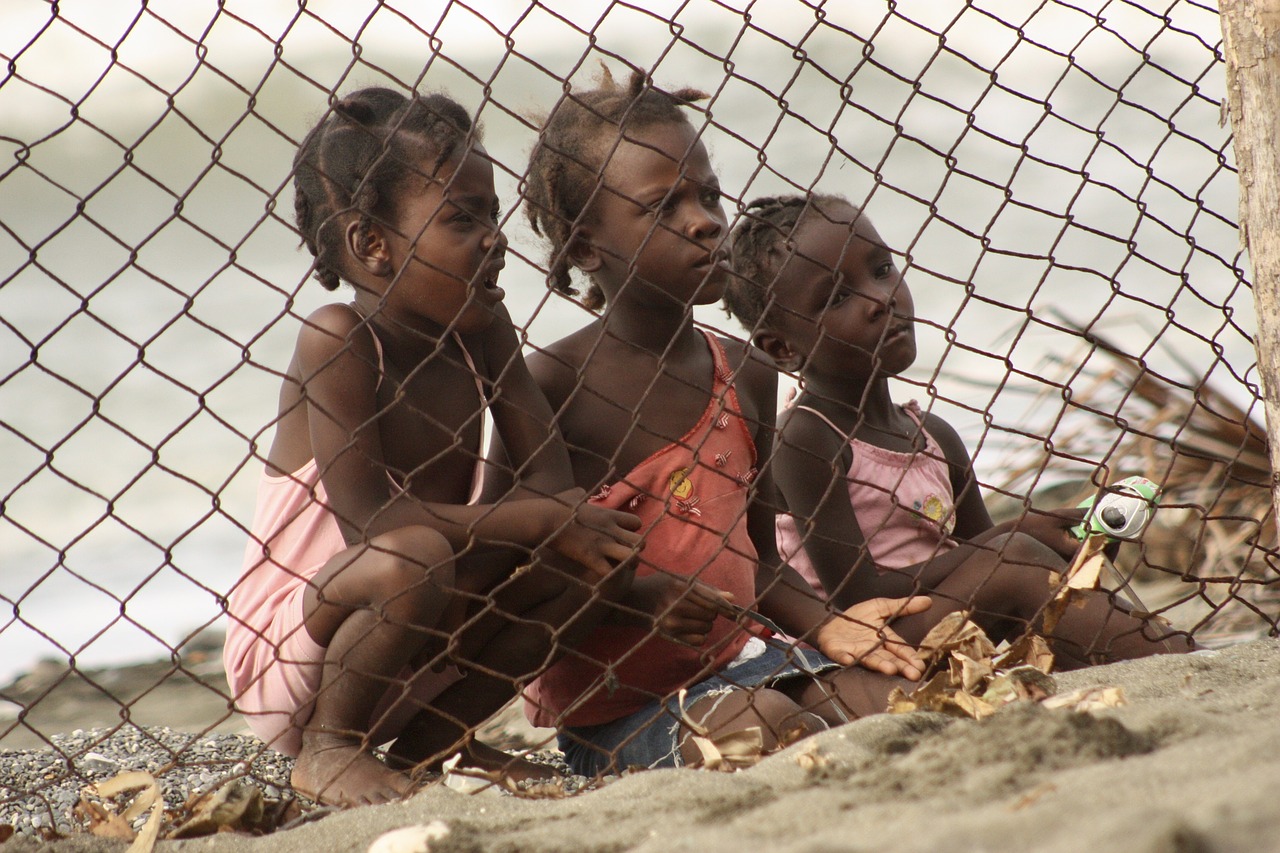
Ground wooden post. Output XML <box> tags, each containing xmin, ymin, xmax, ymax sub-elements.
<box><xmin>1220</xmin><ymin>0</ymin><xmax>1280</xmax><ymax>533</ymax></box>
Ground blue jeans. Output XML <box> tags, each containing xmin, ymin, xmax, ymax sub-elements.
<box><xmin>558</xmin><ymin>638</ymin><xmax>840</xmax><ymax>775</ymax></box>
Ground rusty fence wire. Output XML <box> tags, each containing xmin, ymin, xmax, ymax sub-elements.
<box><xmin>0</xmin><ymin>0</ymin><xmax>1274</xmax><ymax>841</ymax></box>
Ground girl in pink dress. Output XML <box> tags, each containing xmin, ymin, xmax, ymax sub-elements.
<box><xmin>224</xmin><ymin>87</ymin><xmax>640</xmax><ymax>806</ymax></box>
<box><xmin>723</xmin><ymin>192</ymin><xmax>1194</xmax><ymax>663</ymax></box>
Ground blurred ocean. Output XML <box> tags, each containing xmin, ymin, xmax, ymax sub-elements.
<box><xmin>0</xmin><ymin>0</ymin><xmax>1258</xmax><ymax>684</ymax></box>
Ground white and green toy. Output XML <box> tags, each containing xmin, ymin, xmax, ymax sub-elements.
<box><xmin>1070</xmin><ymin>476</ymin><xmax>1161</xmax><ymax>541</ymax></box>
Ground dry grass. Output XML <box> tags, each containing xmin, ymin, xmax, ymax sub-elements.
<box><xmin>978</xmin><ymin>318</ymin><xmax>1277</xmax><ymax>646</ymax></box>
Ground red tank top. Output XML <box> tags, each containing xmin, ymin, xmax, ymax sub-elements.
<box><xmin>525</xmin><ymin>333</ymin><xmax>765</xmax><ymax>728</ymax></box>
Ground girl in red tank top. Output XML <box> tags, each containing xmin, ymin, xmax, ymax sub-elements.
<box><xmin>497</xmin><ymin>69</ymin><xmax>937</xmax><ymax>775</ymax></box>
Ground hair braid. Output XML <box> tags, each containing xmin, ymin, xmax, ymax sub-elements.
<box><xmin>291</xmin><ymin>87</ymin><xmax>477</xmax><ymax>291</ymax></box>
<box><xmin>723</xmin><ymin>193</ymin><xmax>850</xmax><ymax>331</ymax></box>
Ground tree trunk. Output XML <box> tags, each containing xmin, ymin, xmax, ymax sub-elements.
<box><xmin>1220</xmin><ymin>0</ymin><xmax>1280</xmax><ymax>534</ymax></box>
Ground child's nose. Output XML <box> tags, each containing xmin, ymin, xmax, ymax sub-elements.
<box><xmin>686</xmin><ymin>206</ymin><xmax>723</xmax><ymax>240</ymax></box>
<box><xmin>485</xmin><ymin>223</ymin><xmax>508</xmax><ymax>253</ymax></box>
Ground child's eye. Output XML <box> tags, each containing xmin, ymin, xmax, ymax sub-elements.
<box><xmin>647</xmin><ymin>195</ymin><xmax>678</xmax><ymax>217</ymax></box>
<box><xmin>700</xmin><ymin>186</ymin><xmax>722</xmax><ymax>207</ymax></box>
<box><xmin>875</xmin><ymin>261</ymin><xmax>895</xmax><ymax>279</ymax></box>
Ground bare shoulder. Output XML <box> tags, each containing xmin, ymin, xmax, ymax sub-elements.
<box><xmin>717</xmin><ymin>335</ymin><xmax>777</xmax><ymax>410</ymax></box>
<box><xmin>524</xmin><ymin>323</ymin><xmax>600</xmax><ymax>407</ymax></box>
<box><xmin>777</xmin><ymin>402</ymin><xmax>846</xmax><ymax>451</ymax></box>
<box><xmin>295</xmin><ymin>302</ymin><xmax>371</xmax><ymax>372</ymax></box>
<box><xmin>461</xmin><ymin>302</ymin><xmax>520</xmax><ymax>378</ymax></box>
<box><xmin>919</xmin><ymin>409</ymin><xmax>972</xmax><ymax>467</ymax></box>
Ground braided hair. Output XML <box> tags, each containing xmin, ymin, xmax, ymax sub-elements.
<box><xmin>292</xmin><ymin>87</ymin><xmax>476</xmax><ymax>290</ymax></box>
<box><xmin>724</xmin><ymin>193</ymin><xmax>853</xmax><ymax>333</ymax></box>
<box><xmin>523</xmin><ymin>67</ymin><xmax>710</xmax><ymax>311</ymax></box>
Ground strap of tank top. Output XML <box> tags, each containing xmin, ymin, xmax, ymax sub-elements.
<box><xmin>342</xmin><ymin>303</ymin><xmax>387</xmax><ymax>392</ymax></box>
<box><xmin>449</xmin><ymin>331</ymin><xmax>488</xmax><ymax>505</ymax></box>
<box><xmin>789</xmin><ymin>404</ymin><xmax>849</xmax><ymax>441</ymax></box>
<box><xmin>345</xmin><ymin>304</ymin><xmax>486</xmax><ymax>505</ymax></box>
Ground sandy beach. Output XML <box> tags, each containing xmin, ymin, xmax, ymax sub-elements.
<box><xmin>2</xmin><ymin>637</ymin><xmax>1278</xmax><ymax>852</ymax></box>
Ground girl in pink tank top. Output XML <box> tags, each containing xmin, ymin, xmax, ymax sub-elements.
<box><xmin>724</xmin><ymin>193</ymin><xmax>1193</xmax><ymax>666</ymax></box>
<box><xmin>223</xmin><ymin>87</ymin><xmax>642</xmax><ymax>807</ymax></box>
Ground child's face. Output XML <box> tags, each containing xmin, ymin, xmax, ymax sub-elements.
<box><xmin>581</xmin><ymin>120</ymin><xmax>728</xmax><ymax>307</ymax></box>
<box><xmin>380</xmin><ymin>144</ymin><xmax>507</xmax><ymax>333</ymax></box>
<box><xmin>768</xmin><ymin>205</ymin><xmax>915</xmax><ymax>380</ymax></box>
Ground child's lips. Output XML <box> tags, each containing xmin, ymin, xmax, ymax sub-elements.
<box><xmin>885</xmin><ymin>322</ymin><xmax>914</xmax><ymax>341</ymax></box>
<box><xmin>476</xmin><ymin>262</ymin><xmax>506</xmax><ymax>304</ymax></box>
<box><xmin>694</xmin><ymin>249</ymin><xmax>730</xmax><ymax>274</ymax></box>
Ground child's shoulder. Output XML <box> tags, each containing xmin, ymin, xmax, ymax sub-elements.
<box><xmin>295</xmin><ymin>302</ymin><xmax>374</xmax><ymax>364</ymax></box>
<box><xmin>523</xmin><ymin>322</ymin><xmax>603</xmax><ymax>404</ymax></box>
<box><xmin>715</xmin><ymin>335</ymin><xmax>776</xmax><ymax>393</ymax></box>
<box><xmin>914</xmin><ymin>407</ymin><xmax>971</xmax><ymax>465</ymax></box>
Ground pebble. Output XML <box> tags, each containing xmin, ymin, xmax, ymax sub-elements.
<box><xmin>0</xmin><ymin>727</ymin><xmax>605</xmax><ymax>840</ymax></box>
<box><xmin>0</xmin><ymin>726</ymin><xmax>296</xmax><ymax>839</ymax></box>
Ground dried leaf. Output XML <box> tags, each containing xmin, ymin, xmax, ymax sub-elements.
<box><xmin>1065</xmin><ymin>544</ymin><xmax>1106</xmax><ymax>591</ymax></box>
<box><xmin>950</xmin><ymin>690</ymin><xmax>998</xmax><ymax>720</ymax></box>
<box><xmin>983</xmin><ymin>667</ymin><xmax>1058</xmax><ymax>706</ymax></box>
<box><xmin>886</xmin><ymin>686</ymin><xmax>918</xmax><ymax>714</ymax></box>
<box><xmin>80</xmin><ymin>771</ymin><xmax>164</xmax><ymax>853</ymax></box>
<box><xmin>75</xmin><ymin>800</ymin><xmax>135</xmax><ymax>841</ymax></box>
<box><xmin>887</xmin><ymin>672</ymin><xmax>953</xmax><ymax>714</ymax></box>
<box><xmin>676</xmin><ymin>687</ymin><xmax>764</xmax><ymax>771</ymax></box>
<box><xmin>170</xmin><ymin>781</ymin><xmax>264</xmax><ymax>839</ymax></box>
<box><xmin>918</xmin><ymin>612</ymin><xmax>982</xmax><ymax>662</ymax></box>
<box><xmin>1041</xmin><ymin>686</ymin><xmax>1128</xmax><ymax>712</ymax></box>
<box><xmin>793</xmin><ymin>739</ymin><xmax>829</xmax><ymax>773</ymax></box>
<box><xmin>994</xmin><ymin>634</ymin><xmax>1055</xmax><ymax>674</ymax></box>
<box><xmin>951</xmin><ymin>652</ymin><xmax>995</xmax><ymax>693</ymax></box>
<box><xmin>688</xmin><ymin>727</ymin><xmax>764</xmax><ymax>771</ymax></box>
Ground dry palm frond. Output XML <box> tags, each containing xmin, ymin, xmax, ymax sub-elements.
<box><xmin>980</xmin><ymin>315</ymin><xmax>1278</xmax><ymax>646</ymax></box>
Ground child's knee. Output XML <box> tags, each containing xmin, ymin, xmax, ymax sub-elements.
<box><xmin>984</xmin><ymin>531</ymin><xmax>1061</xmax><ymax>572</ymax></box>
<box><xmin>366</xmin><ymin>526</ymin><xmax>456</xmax><ymax>598</ymax></box>
<box><xmin>690</xmin><ymin>687</ymin><xmax>824</xmax><ymax>747</ymax></box>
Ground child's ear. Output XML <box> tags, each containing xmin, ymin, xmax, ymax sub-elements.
<box><xmin>754</xmin><ymin>330</ymin><xmax>804</xmax><ymax>372</ymax></box>
<box><xmin>565</xmin><ymin>225</ymin><xmax>603</xmax><ymax>274</ymax></box>
<box><xmin>346</xmin><ymin>220</ymin><xmax>393</xmax><ymax>277</ymax></box>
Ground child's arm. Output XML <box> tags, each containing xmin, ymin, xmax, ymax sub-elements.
<box><xmin>728</xmin><ymin>347</ymin><xmax>929</xmax><ymax>679</ymax></box>
<box><xmin>924</xmin><ymin>413</ymin><xmax>1081</xmax><ymax>559</ymax></box>
<box><xmin>297</xmin><ymin>305</ymin><xmax>639</xmax><ymax>576</ymax></box>
<box><xmin>473</xmin><ymin>304</ymin><xmax>579</xmax><ymax>499</ymax></box>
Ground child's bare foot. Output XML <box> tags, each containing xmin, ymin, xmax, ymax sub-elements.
<box><xmin>291</xmin><ymin>735</ymin><xmax>413</xmax><ymax>807</ymax></box>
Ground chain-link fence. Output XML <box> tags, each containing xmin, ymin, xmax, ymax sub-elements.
<box><xmin>1</xmin><ymin>0</ymin><xmax>1273</xmax><ymax>842</ymax></box>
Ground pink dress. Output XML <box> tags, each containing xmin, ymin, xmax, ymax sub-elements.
<box><xmin>775</xmin><ymin>399</ymin><xmax>958</xmax><ymax>598</ymax></box>
<box><xmin>524</xmin><ymin>333</ymin><xmax>766</xmax><ymax>728</ymax></box>
<box><xmin>223</xmin><ymin>320</ymin><xmax>482</xmax><ymax>756</ymax></box>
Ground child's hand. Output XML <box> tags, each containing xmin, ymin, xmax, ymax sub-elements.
<box><xmin>814</xmin><ymin>596</ymin><xmax>932</xmax><ymax>680</ymax></box>
<box><xmin>542</xmin><ymin>488</ymin><xmax>643</xmax><ymax>578</ymax></box>
<box><xmin>631</xmin><ymin>575</ymin><xmax>735</xmax><ymax>647</ymax></box>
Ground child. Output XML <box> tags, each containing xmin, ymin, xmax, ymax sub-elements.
<box><xmin>723</xmin><ymin>192</ymin><xmax>1195</xmax><ymax>664</ymax></box>
<box><xmin>501</xmin><ymin>69</ymin><xmax>942</xmax><ymax>776</ymax></box>
<box><xmin>223</xmin><ymin>87</ymin><xmax>641</xmax><ymax>807</ymax></box>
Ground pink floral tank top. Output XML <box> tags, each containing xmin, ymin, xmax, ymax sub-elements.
<box><xmin>775</xmin><ymin>399</ymin><xmax>957</xmax><ymax>597</ymax></box>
